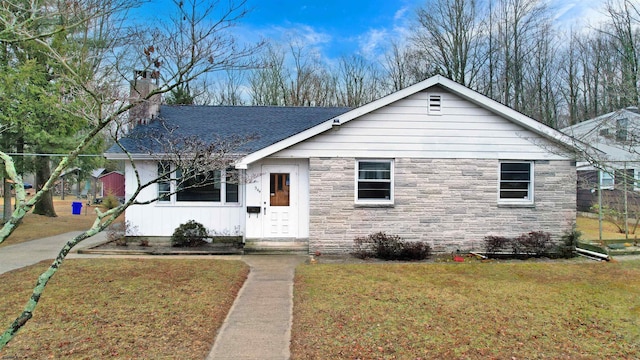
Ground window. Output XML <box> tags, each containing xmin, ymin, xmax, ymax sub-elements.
<box><xmin>428</xmin><ymin>94</ymin><xmax>442</xmax><ymax>115</ymax></box>
<box><xmin>499</xmin><ymin>162</ymin><xmax>533</xmax><ymax>204</ymax></box>
<box><xmin>600</xmin><ymin>171</ymin><xmax>614</xmax><ymax>189</ymax></box>
<box><xmin>356</xmin><ymin>160</ymin><xmax>393</xmax><ymax>203</ymax></box>
<box><xmin>226</xmin><ymin>169</ymin><xmax>239</xmax><ymax>203</ymax></box>
<box><xmin>157</xmin><ymin>161</ymin><xmax>171</xmax><ymax>202</ymax></box>
<box><xmin>616</xmin><ymin>118</ymin><xmax>628</xmax><ymax>142</ymax></box>
<box><xmin>176</xmin><ymin>169</ymin><xmax>221</xmax><ymax>202</ymax></box>
<box><xmin>156</xmin><ymin>162</ymin><xmax>239</xmax><ymax>204</ymax></box>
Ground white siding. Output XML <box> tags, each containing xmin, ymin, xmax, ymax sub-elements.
<box><xmin>274</xmin><ymin>89</ymin><xmax>568</xmax><ymax>160</ymax></box>
<box><xmin>124</xmin><ymin>160</ymin><xmax>245</xmax><ymax>237</ymax></box>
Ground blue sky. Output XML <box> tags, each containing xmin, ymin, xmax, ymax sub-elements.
<box><xmin>240</xmin><ymin>0</ymin><xmax>419</xmax><ymax>58</ymax></box>
<box><xmin>134</xmin><ymin>0</ymin><xmax>609</xmax><ymax>62</ymax></box>
<box><xmin>235</xmin><ymin>0</ymin><xmax>609</xmax><ymax>60</ymax></box>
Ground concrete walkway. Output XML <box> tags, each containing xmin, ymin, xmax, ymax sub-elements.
<box><xmin>206</xmin><ymin>255</ymin><xmax>306</xmax><ymax>360</ymax></box>
<box><xmin>0</xmin><ymin>231</ymin><xmax>108</xmax><ymax>275</ymax></box>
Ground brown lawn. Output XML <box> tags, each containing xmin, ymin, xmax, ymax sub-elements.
<box><xmin>0</xmin><ymin>197</ymin><xmax>107</xmax><ymax>247</ymax></box>
<box><xmin>292</xmin><ymin>261</ymin><xmax>640</xmax><ymax>359</ymax></box>
<box><xmin>577</xmin><ymin>215</ymin><xmax>639</xmax><ymax>242</ymax></box>
<box><xmin>0</xmin><ymin>258</ymin><xmax>248</xmax><ymax>359</ymax></box>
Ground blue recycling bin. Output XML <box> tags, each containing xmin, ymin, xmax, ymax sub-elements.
<box><xmin>71</xmin><ymin>201</ymin><xmax>83</xmax><ymax>215</ymax></box>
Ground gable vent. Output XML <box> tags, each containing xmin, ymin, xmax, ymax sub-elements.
<box><xmin>428</xmin><ymin>94</ymin><xmax>442</xmax><ymax>115</ymax></box>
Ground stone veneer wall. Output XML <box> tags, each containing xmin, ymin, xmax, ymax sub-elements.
<box><xmin>308</xmin><ymin>157</ymin><xmax>576</xmax><ymax>254</ymax></box>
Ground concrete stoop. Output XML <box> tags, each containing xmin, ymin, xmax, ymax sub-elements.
<box><xmin>243</xmin><ymin>240</ymin><xmax>309</xmax><ymax>255</ymax></box>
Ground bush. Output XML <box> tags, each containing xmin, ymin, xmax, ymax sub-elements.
<box><xmin>483</xmin><ymin>235</ymin><xmax>510</xmax><ymax>254</ymax></box>
<box><xmin>106</xmin><ymin>221</ymin><xmax>137</xmax><ymax>246</ymax></box>
<box><xmin>513</xmin><ymin>231</ymin><xmax>553</xmax><ymax>256</ymax></box>
<box><xmin>171</xmin><ymin>220</ymin><xmax>209</xmax><ymax>247</ymax></box>
<box><xmin>399</xmin><ymin>241</ymin><xmax>432</xmax><ymax>260</ymax></box>
<box><xmin>484</xmin><ymin>231</ymin><xmax>554</xmax><ymax>258</ymax></box>
<box><xmin>557</xmin><ymin>226</ymin><xmax>581</xmax><ymax>258</ymax></box>
<box><xmin>101</xmin><ymin>194</ymin><xmax>121</xmax><ymax>210</ymax></box>
<box><xmin>352</xmin><ymin>232</ymin><xmax>431</xmax><ymax>261</ymax></box>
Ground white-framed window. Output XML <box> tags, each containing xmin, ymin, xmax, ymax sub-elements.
<box><xmin>157</xmin><ymin>161</ymin><xmax>171</xmax><ymax>202</ymax></box>
<box><xmin>156</xmin><ymin>162</ymin><xmax>239</xmax><ymax>204</ymax></box>
<box><xmin>428</xmin><ymin>94</ymin><xmax>442</xmax><ymax>115</ymax></box>
<box><xmin>499</xmin><ymin>161</ymin><xmax>533</xmax><ymax>204</ymax></box>
<box><xmin>600</xmin><ymin>170</ymin><xmax>614</xmax><ymax>189</ymax></box>
<box><xmin>356</xmin><ymin>159</ymin><xmax>393</xmax><ymax>204</ymax></box>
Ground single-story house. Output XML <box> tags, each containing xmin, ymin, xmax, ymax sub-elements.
<box><xmin>562</xmin><ymin>107</ymin><xmax>640</xmax><ymax>212</ymax></box>
<box><xmin>105</xmin><ymin>75</ymin><xmax>579</xmax><ymax>254</ymax></box>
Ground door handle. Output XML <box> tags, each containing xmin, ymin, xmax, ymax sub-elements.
<box><xmin>263</xmin><ymin>207</ymin><xmax>266</xmax><ymax>215</ymax></box>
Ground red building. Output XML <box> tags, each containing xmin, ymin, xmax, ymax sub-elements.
<box><xmin>98</xmin><ymin>171</ymin><xmax>125</xmax><ymax>198</ymax></box>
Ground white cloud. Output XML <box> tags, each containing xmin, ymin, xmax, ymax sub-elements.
<box><xmin>549</xmin><ymin>0</ymin><xmax>609</xmax><ymax>30</ymax></box>
<box><xmin>357</xmin><ymin>28</ymin><xmax>389</xmax><ymax>57</ymax></box>
<box><xmin>394</xmin><ymin>6</ymin><xmax>409</xmax><ymax>21</ymax></box>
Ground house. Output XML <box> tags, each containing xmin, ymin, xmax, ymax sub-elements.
<box><xmin>59</xmin><ymin>167</ymin><xmax>102</xmax><ymax>200</ymax></box>
<box><xmin>105</xmin><ymin>75</ymin><xmax>578</xmax><ymax>254</ymax></box>
<box><xmin>562</xmin><ymin>108</ymin><xmax>640</xmax><ymax>212</ymax></box>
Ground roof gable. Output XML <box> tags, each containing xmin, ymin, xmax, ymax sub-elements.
<box><xmin>236</xmin><ymin>76</ymin><xmax>579</xmax><ymax>168</ymax></box>
<box><xmin>562</xmin><ymin>108</ymin><xmax>640</xmax><ymax>162</ymax></box>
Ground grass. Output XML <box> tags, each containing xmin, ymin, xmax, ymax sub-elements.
<box><xmin>0</xmin><ymin>258</ymin><xmax>248</xmax><ymax>359</ymax></box>
<box><xmin>292</xmin><ymin>261</ymin><xmax>640</xmax><ymax>359</ymax></box>
<box><xmin>0</xmin><ymin>197</ymin><xmax>108</xmax><ymax>248</ymax></box>
<box><xmin>577</xmin><ymin>215</ymin><xmax>639</xmax><ymax>242</ymax></box>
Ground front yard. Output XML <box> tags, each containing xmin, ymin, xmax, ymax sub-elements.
<box><xmin>0</xmin><ymin>259</ymin><xmax>248</xmax><ymax>358</ymax></box>
<box><xmin>292</xmin><ymin>261</ymin><xmax>640</xmax><ymax>359</ymax></box>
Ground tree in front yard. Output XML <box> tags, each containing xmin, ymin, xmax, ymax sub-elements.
<box><xmin>0</xmin><ymin>0</ymin><xmax>261</xmax><ymax>348</ymax></box>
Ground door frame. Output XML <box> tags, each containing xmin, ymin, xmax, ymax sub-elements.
<box><xmin>261</xmin><ymin>164</ymin><xmax>299</xmax><ymax>238</ymax></box>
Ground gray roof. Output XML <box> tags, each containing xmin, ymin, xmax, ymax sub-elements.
<box><xmin>107</xmin><ymin>105</ymin><xmax>351</xmax><ymax>155</ymax></box>
<box><xmin>562</xmin><ymin>108</ymin><xmax>640</xmax><ymax>164</ymax></box>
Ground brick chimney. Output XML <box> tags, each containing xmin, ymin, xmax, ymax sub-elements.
<box><xmin>129</xmin><ymin>70</ymin><xmax>161</xmax><ymax>127</ymax></box>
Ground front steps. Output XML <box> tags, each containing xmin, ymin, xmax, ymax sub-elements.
<box><xmin>243</xmin><ymin>240</ymin><xmax>309</xmax><ymax>255</ymax></box>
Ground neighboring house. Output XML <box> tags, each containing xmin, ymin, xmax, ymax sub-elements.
<box><xmin>59</xmin><ymin>167</ymin><xmax>100</xmax><ymax>200</ymax></box>
<box><xmin>105</xmin><ymin>75</ymin><xmax>578</xmax><ymax>254</ymax></box>
<box><xmin>562</xmin><ymin>108</ymin><xmax>640</xmax><ymax>212</ymax></box>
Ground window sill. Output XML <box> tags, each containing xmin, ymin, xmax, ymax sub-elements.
<box><xmin>497</xmin><ymin>203</ymin><xmax>535</xmax><ymax>209</ymax></box>
<box><xmin>354</xmin><ymin>203</ymin><xmax>395</xmax><ymax>208</ymax></box>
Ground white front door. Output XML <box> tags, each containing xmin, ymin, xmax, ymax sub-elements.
<box><xmin>262</xmin><ymin>165</ymin><xmax>298</xmax><ymax>238</ymax></box>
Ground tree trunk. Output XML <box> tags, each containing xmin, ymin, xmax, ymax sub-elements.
<box><xmin>3</xmin><ymin>179</ymin><xmax>11</xmax><ymax>221</ymax></box>
<box><xmin>32</xmin><ymin>157</ymin><xmax>57</xmax><ymax>217</ymax></box>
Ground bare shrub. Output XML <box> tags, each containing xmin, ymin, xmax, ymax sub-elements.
<box><xmin>352</xmin><ymin>232</ymin><xmax>431</xmax><ymax>260</ymax></box>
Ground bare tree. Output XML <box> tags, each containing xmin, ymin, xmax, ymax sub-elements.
<box><xmin>336</xmin><ymin>54</ymin><xmax>381</xmax><ymax>107</ymax></box>
<box><xmin>249</xmin><ymin>44</ymin><xmax>288</xmax><ymax>105</ymax></box>
<box><xmin>0</xmin><ymin>0</ymin><xmax>261</xmax><ymax>348</ymax></box>
<box><xmin>208</xmin><ymin>70</ymin><xmax>247</xmax><ymax>105</ymax></box>
<box><xmin>412</xmin><ymin>0</ymin><xmax>486</xmax><ymax>87</ymax></box>
<box><xmin>602</xmin><ymin>0</ymin><xmax>640</xmax><ymax>107</ymax></box>
<box><xmin>486</xmin><ymin>0</ymin><xmax>552</xmax><ymax>112</ymax></box>
<box><xmin>381</xmin><ymin>42</ymin><xmax>431</xmax><ymax>92</ymax></box>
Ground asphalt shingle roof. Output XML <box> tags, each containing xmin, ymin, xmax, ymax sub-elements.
<box><xmin>107</xmin><ymin>105</ymin><xmax>351</xmax><ymax>155</ymax></box>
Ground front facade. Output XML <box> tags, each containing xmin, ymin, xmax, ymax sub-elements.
<box><xmin>108</xmin><ymin>76</ymin><xmax>577</xmax><ymax>253</ymax></box>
